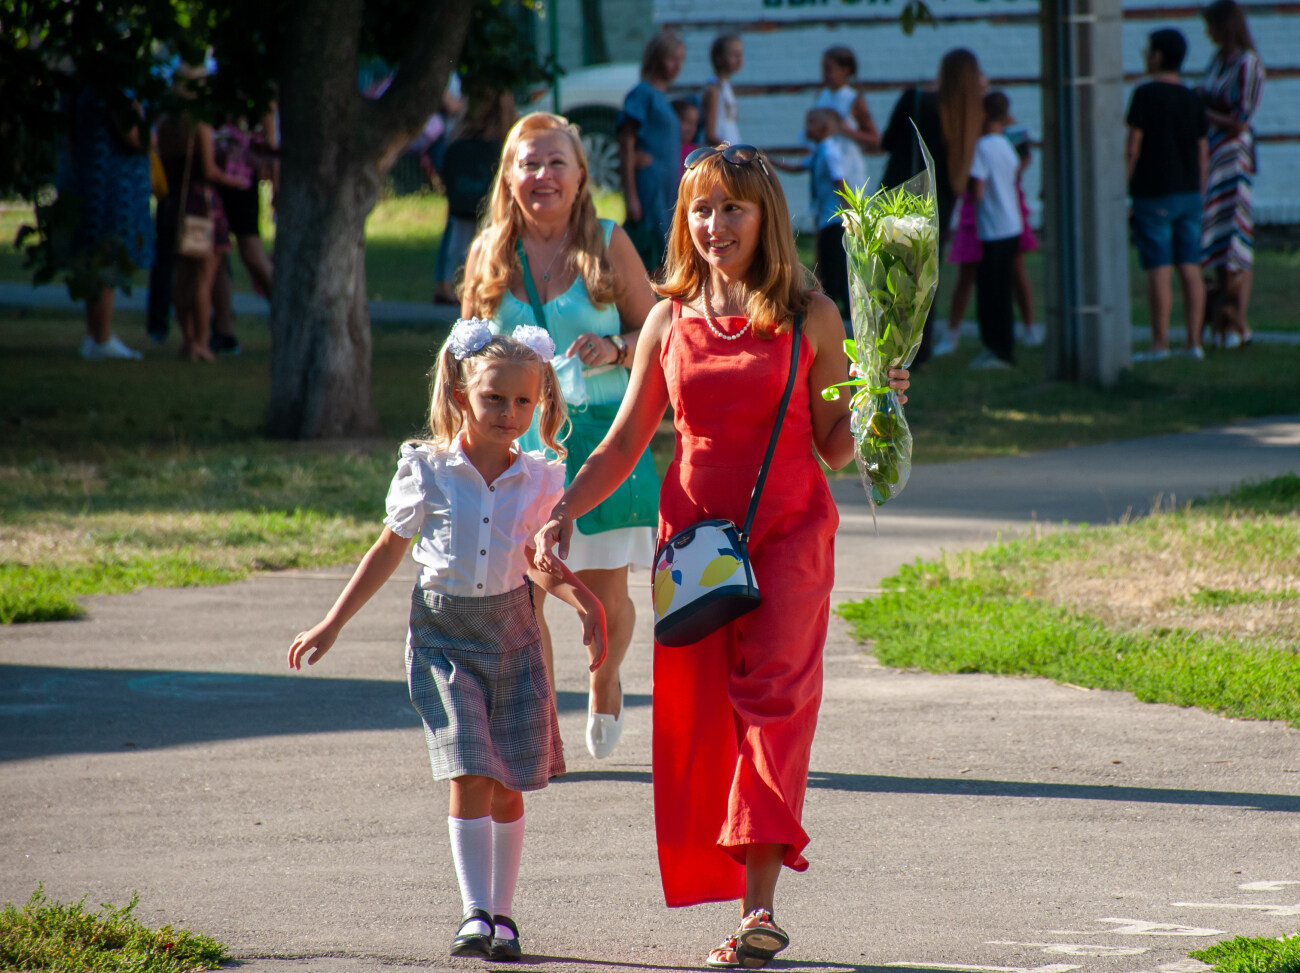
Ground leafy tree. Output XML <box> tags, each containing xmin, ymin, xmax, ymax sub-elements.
<box><xmin>0</xmin><ymin>1</ymin><xmax>491</xmax><ymax>438</ymax></box>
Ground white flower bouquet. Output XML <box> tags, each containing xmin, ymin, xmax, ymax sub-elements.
<box><xmin>823</xmin><ymin>128</ymin><xmax>940</xmax><ymax>505</ymax></box>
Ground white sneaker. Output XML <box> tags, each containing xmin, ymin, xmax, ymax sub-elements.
<box><xmin>585</xmin><ymin>684</ymin><xmax>624</xmax><ymax>760</ymax></box>
<box><xmin>1021</xmin><ymin>325</ymin><xmax>1045</xmax><ymax>348</ymax></box>
<box><xmin>1131</xmin><ymin>348</ymin><xmax>1171</xmax><ymax>363</ymax></box>
<box><xmin>932</xmin><ymin>330</ymin><xmax>960</xmax><ymax>357</ymax></box>
<box><xmin>1184</xmin><ymin>345</ymin><xmax>1205</xmax><ymax>360</ymax></box>
<box><xmin>969</xmin><ymin>349</ymin><xmax>1012</xmax><ymax>370</ymax></box>
<box><xmin>1223</xmin><ymin>332</ymin><xmax>1243</xmax><ymax>350</ymax></box>
<box><xmin>80</xmin><ymin>334</ymin><xmax>143</xmax><ymax>361</ymax></box>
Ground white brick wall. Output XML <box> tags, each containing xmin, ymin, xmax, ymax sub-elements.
<box><xmin>651</xmin><ymin>0</ymin><xmax>1299</xmax><ymax>226</ymax></box>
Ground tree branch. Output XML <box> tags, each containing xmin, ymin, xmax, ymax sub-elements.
<box><xmin>364</xmin><ymin>0</ymin><xmax>475</xmax><ymax>174</ymax></box>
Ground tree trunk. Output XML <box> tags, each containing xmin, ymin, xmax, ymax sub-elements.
<box><xmin>268</xmin><ymin>164</ymin><xmax>382</xmax><ymax>438</ymax></box>
<box><xmin>267</xmin><ymin>0</ymin><xmax>473</xmax><ymax>439</ymax></box>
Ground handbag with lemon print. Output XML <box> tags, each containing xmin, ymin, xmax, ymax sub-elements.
<box><xmin>653</xmin><ymin>316</ymin><xmax>803</xmax><ymax>647</ymax></box>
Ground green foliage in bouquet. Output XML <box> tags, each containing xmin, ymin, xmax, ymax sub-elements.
<box><xmin>822</xmin><ymin>142</ymin><xmax>941</xmax><ymax>504</ymax></box>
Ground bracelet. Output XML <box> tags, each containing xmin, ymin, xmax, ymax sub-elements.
<box><xmin>607</xmin><ymin>333</ymin><xmax>628</xmax><ymax>366</ymax></box>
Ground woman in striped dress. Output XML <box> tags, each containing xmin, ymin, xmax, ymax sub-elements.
<box><xmin>1199</xmin><ymin>0</ymin><xmax>1265</xmax><ymax>347</ymax></box>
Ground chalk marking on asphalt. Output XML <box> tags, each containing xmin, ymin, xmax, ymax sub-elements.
<box><xmin>1111</xmin><ymin>961</ymin><xmax>1212</xmax><ymax>973</ymax></box>
<box><xmin>1238</xmin><ymin>881</ymin><xmax>1300</xmax><ymax>892</ymax></box>
<box><xmin>1172</xmin><ymin>901</ymin><xmax>1300</xmax><ymax>917</ymax></box>
<box><xmin>886</xmin><ymin>964</ymin><xmax>1081</xmax><ymax>973</ymax></box>
<box><xmin>1048</xmin><ymin>919</ymin><xmax>1224</xmax><ymax>937</ymax></box>
<box><xmin>986</xmin><ymin>943</ymin><xmax>1148</xmax><ymax>957</ymax></box>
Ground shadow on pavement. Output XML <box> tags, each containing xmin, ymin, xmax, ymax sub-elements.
<box><xmin>807</xmin><ymin>769</ymin><xmax>1300</xmax><ymax>812</ymax></box>
<box><xmin>0</xmin><ymin>664</ymin><xmax>650</xmax><ymax>762</ymax></box>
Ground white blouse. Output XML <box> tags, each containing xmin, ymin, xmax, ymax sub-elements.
<box><xmin>383</xmin><ymin>438</ymin><xmax>566</xmax><ymax>597</ymax></box>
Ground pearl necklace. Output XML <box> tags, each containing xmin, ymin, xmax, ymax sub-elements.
<box><xmin>701</xmin><ymin>279</ymin><xmax>749</xmax><ymax>341</ymax></box>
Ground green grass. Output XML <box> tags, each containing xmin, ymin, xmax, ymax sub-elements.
<box><xmin>1</xmin><ymin>192</ymin><xmax>1297</xmax><ymax>623</ymax></box>
<box><xmin>1192</xmin><ymin>932</ymin><xmax>1300</xmax><ymax>973</ymax></box>
<box><xmin>793</xmin><ymin>231</ymin><xmax>1300</xmax><ymax>335</ymax></box>
<box><xmin>0</xmin><ymin>886</ymin><xmax>227</xmax><ymax>972</ymax></box>
<box><xmin>1</xmin><ymin>191</ymin><xmax>628</xmax><ymax>304</ymax></box>
<box><xmin>838</xmin><ymin>475</ymin><xmax>1300</xmax><ymax>728</ymax></box>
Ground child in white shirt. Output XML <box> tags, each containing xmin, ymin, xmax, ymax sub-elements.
<box><xmin>780</xmin><ymin>107</ymin><xmax>867</xmax><ymax>322</ymax></box>
<box><xmin>288</xmin><ymin>320</ymin><xmax>606</xmax><ymax>962</ymax></box>
<box><xmin>967</xmin><ymin>90</ymin><xmax>1024</xmax><ymax>368</ymax></box>
<box><xmin>702</xmin><ymin>34</ymin><xmax>744</xmax><ymax>146</ymax></box>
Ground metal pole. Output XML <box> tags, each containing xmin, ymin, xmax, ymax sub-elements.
<box><xmin>549</xmin><ymin>0</ymin><xmax>562</xmax><ymax>113</ymax></box>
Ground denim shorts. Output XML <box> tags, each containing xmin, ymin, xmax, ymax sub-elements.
<box><xmin>1131</xmin><ymin>192</ymin><xmax>1203</xmax><ymax>270</ymax></box>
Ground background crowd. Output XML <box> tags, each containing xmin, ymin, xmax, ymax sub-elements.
<box><xmin>56</xmin><ymin>0</ymin><xmax>1265</xmax><ymax>372</ymax></box>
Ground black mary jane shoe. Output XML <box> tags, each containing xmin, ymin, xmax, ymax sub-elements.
<box><xmin>450</xmin><ymin>908</ymin><xmax>494</xmax><ymax>958</ymax></box>
<box><xmin>490</xmin><ymin>914</ymin><xmax>523</xmax><ymax>961</ymax></box>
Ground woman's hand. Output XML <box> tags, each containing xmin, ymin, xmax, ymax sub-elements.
<box><xmin>567</xmin><ymin>333</ymin><xmax>618</xmax><ymax>368</ymax></box>
<box><xmin>887</xmin><ymin>366</ymin><xmax>910</xmax><ymax>405</ymax></box>
<box><xmin>847</xmin><ymin>363</ymin><xmax>910</xmax><ymax>405</ymax></box>
<box><xmin>626</xmin><ymin>196</ymin><xmax>643</xmax><ymax>224</ymax></box>
<box><xmin>534</xmin><ymin>506</ymin><xmax>575</xmax><ymax>576</ymax></box>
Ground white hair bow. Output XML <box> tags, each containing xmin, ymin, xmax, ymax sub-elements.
<box><xmin>446</xmin><ymin>318</ymin><xmax>494</xmax><ymax>360</ymax></box>
<box><xmin>511</xmin><ymin>325</ymin><xmax>557</xmax><ymax>361</ymax></box>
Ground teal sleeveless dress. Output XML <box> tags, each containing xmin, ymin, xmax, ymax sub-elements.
<box><xmin>491</xmin><ymin>219</ymin><xmax>653</xmax><ymax>571</ymax></box>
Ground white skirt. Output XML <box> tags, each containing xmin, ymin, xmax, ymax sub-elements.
<box><xmin>565</xmin><ymin>524</ymin><xmax>655</xmax><ymax>572</ymax></box>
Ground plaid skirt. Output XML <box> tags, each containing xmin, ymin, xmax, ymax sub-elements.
<box><xmin>406</xmin><ymin>583</ymin><xmax>564</xmax><ymax>791</ymax></box>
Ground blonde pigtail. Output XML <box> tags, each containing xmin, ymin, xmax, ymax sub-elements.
<box><xmin>425</xmin><ymin>344</ymin><xmax>466</xmax><ymax>450</ymax></box>
<box><xmin>535</xmin><ymin>360</ymin><xmax>569</xmax><ymax>461</ymax></box>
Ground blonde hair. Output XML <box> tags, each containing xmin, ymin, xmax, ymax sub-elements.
<box><xmin>937</xmin><ymin>48</ymin><xmax>984</xmax><ymax>197</ymax></box>
<box><xmin>655</xmin><ymin>150</ymin><xmax>814</xmax><ymax>336</ymax></box>
<box><xmin>423</xmin><ymin>335</ymin><xmax>567</xmax><ymax>459</ymax></box>
<box><xmin>460</xmin><ymin>113</ymin><xmax>615</xmax><ymax>318</ymax></box>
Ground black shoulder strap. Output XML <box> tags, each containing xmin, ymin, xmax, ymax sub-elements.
<box><xmin>740</xmin><ymin>314</ymin><xmax>803</xmax><ymax>542</ymax></box>
<box><xmin>514</xmin><ymin>238</ymin><xmax>548</xmax><ymax>331</ymax></box>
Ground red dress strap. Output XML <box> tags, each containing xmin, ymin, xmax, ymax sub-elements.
<box><xmin>671</xmin><ymin>298</ymin><xmax>681</xmax><ymax>321</ymax></box>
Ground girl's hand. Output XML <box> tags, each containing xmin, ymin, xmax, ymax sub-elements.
<box><xmin>534</xmin><ymin>507</ymin><xmax>574</xmax><ymax>575</ymax></box>
<box><xmin>887</xmin><ymin>366</ymin><xmax>910</xmax><ymax>405</ymax></box>
<box><xmin>578</xmin><ymin>592</ymin><xmax>609</xmax><ymax>673</ymax></box>
<box><xmin>289</xmin><ymin>620</ymin><xmax>338</xmax><ymax>670</ymax></box>
<box><xmin>625</xmin><ymin>197</ymin><xmax>643</xmax><ymax>224</ymax></box>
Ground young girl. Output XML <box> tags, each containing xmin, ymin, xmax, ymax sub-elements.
<box><xmin>939</xmin><ymin>112</ymin><xmax>1039</xmax><ymax>357</ymax></box>
<box><xmin>701</xmin><ymin>34</ymin><xmax>744</xmax><ymax>146</ymax></box>
<box><xmin>813</xmin><ymin>46</ymin><xmax>880</xmax><ymax>154</ymax></box>
<box><xmin>288</xmin><ymin>319</ymin><xmax>607</xmax><ymax>962</ymax></box>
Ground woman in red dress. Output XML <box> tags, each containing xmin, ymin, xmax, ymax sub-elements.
<box><xmin>536</xmin><ymin>144</ymin><xmax>909</xmax><ymax>967</ymax></box>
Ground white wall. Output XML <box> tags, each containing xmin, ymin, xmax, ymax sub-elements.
<box><xmin>655</xmin><ymin>0</ymin><xmax>1299</xmax><ymax>227</ymax></box>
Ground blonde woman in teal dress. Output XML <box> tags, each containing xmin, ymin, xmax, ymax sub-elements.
<box><xmin>461</xmin><ymin>113</ymin><xmax>658</xmax><ymax>760</ymax></box>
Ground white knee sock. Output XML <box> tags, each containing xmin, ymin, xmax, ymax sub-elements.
<box><xmin>448</xmin><ymin>815</ymin><xmax>493</xmax><ymax>936</ymax></box>
<box><xmin>492</xmin><ymin>814</ymin><xmax>526</xmax><ymax>932</ymax></box>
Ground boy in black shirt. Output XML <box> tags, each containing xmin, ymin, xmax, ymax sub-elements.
<box><xmin>1125</xmin><ymin>27</ymin><xmax>1209</xmax><ymax>361</ymax></box>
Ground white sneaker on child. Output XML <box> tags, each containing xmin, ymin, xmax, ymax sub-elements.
<box><xmin>932</xmin><ymin>330</ymin><xmax>960</xmax><ymax>357</ymax></box>
<box><xmin>969</xmin><ymin>349</ymin><xmax>1012</xmax><ymax>370</ymax></box>
<box><xmin>1131</xmin><ymin>348</ymin><xmax>1171</xmax><ymax>363</ymax></box>
<box><xmin>80</xmin><ymin>334</ymin><xmax>143</xmax><ymax>361</ymax></box>
<box><xmin>1022</xmin><ymin>325</ymin><xmax>1045</xmax><ymax>348</ymax></box>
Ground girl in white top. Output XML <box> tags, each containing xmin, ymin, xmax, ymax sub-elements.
<box><xmin>702</xmin><ymin>34</ymin><xmax>744</xmax><ymax>145</ymax></box>
<box><xmin>288</xmin><ymin>319</ymin><xmax>607</xmax><ymax>962</ymax></box>
<box><xmin>813</xmin><ymin>45</ymin><xmax>880</xmax><ymax>154</ymax></box>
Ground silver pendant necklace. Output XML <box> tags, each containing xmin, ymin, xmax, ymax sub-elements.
<box><xmin>527</xmin><ymin>229</ymin><xmax>570</xmax><ymax>283</ymax></box>
<box><xmin>702</xmin><ymin>278</ymin><xmax>749</xmax><ymax>341</ymax></box>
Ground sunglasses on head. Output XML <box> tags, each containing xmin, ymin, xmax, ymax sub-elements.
<box><xmin>683</xmin><ymin>143</ymin><xmax>771</xmax><ymax>176</ymax></box>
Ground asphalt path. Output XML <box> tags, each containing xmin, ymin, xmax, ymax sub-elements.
<box><xmin>2</xmin><ymin>416</ymin><xmax>1298</xmax><ymax>972</ymax></box>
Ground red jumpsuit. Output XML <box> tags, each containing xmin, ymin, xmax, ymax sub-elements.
<box><xmin>653</xmin><ymin>301</ymin><xmax>838</xmax><ymax>907</ymax></box>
